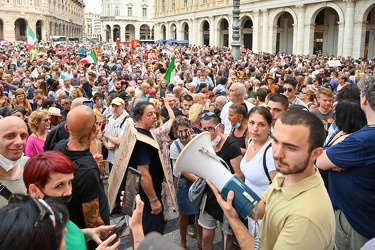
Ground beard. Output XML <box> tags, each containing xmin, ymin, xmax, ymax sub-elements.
<box><xmin>274</xmin><ymin>153</ymin><xmax>311</xmax><ymax>175</ymax></box>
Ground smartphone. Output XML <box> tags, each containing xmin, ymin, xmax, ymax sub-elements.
<box><xmin>121</xmin><ymin>167</ymin><xmax>141</xmax><ymax>217</ymax></box>
<box><xmin>83</xmin><ymin>100</ymin><xmax>94</xmax><ymax>109</ymax></box>
<box><xmin>104</xmin><ymin>216</ymin><xmax>127</xmax><ymax>244</ymax></box>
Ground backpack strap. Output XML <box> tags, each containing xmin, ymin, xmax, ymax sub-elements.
<box><xmin>174</xmin><ymin>140</ymin><xmax>182</xmax><ymax>153</ymax></box>
<box><xmin>0</xmin><ymin>182</ymin><xmax>12</xmax><ymax>200</ymax></box>
<box><xmin>119</xmin><ymin>115</ymin><xmax>132</xmax><ymax>129</ymax></box>
<box><xmin>263</xmin><ymin>143</ymin><xmax>273</xmax><ymax>184</ymax></box>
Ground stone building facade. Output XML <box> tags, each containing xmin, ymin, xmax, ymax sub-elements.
<box><xmin>0</xmin><ymin>0</ymin><xmax>85</xmax><ymax>41</ymax></box>
<box><xmin>100</xmin><ymin>0</ymin><xmax>154</xmax><ymax>42</ymax></box>
<box><xmin>154</xmin><ymin>0</ymin><xmax>375</xmax><ymax>59</ymax></box>
<box><xmin>86</xmin><ymin>12</ymin><xmax>101</xmax><ymax>41</ymax></box>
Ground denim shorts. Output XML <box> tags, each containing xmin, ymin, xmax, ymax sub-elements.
<box><xmin>176</xmin><ymin>175</ymin><xmax>199</xmax><ymax>215</ymax></box>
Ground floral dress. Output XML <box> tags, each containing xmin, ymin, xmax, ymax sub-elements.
<box><xmin>152</xmin><ymin>122</ymin><xmax>176</xmax><ymax>215</ymax></box>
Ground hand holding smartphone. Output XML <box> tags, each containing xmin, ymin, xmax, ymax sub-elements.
<box><xmin>103</xmin><ymin>216</ymin><xmax>127</xmax><ymax>245</ymax></box>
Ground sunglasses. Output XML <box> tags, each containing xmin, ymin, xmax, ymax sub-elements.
<box><xmin>284</xmin><ymin>88</ymin><xmax>294</xmax><ymax>93</ymax></box>
<box><xmin>201</xmin><ymin>111</ymin><xmax>217</xmax><ymax>119</ymax></box>
<box><xmin>8</xmin><ymin>193</ymin><xmax>56</xmax><ymax>228</ymax></box>
<box><xmin>43</xmin><ymin>118</ymin><xmax>51</xmax><ymax>122</ymax></box>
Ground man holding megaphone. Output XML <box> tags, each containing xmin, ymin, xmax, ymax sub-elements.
<box><xmin>207</xmin><ymin>110</ymin><xmax>335</xmax><ymax>249</ymax></box>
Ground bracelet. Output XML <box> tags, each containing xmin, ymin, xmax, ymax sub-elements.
<box><xmin>149</xmin><ymin>197</ymin><xmax>158</xmax><ymax>203</ymax></box>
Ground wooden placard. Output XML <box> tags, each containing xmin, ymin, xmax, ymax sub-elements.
<box><xmin>108</xmin><ymin>122</ymin><xmax>178</xmax><ymax>213</ymax></box>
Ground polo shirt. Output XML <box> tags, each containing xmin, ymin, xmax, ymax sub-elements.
<box><xmin>260</xmin><ymin>168</ymin><xmax>335</xmax><ymax>249</ymax></box>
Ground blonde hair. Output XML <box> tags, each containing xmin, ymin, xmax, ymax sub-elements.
<box><xmin>188</xmin><ymin>103</ymin><xmax>206</xmax><ymax>123</ymax></box>
<box><xmin>28</xmin><ymin>110</ymin><xmax>49</xmax><ymax>132</ymax></box>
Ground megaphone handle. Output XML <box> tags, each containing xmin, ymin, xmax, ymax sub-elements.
<box><xmin>199</xmin><ymin>147</ymin><xmax>232</xmax><ymax>172</ymax></box>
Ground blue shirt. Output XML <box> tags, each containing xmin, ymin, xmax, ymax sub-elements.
<box><xmin>326</xmin><ymin>125</ymin><xmax>375</xmax><ymax>239</ymax></box>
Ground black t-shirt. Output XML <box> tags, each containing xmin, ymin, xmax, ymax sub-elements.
<box><xmin>205</xmin><ymin>136</ymin><xmax>242</xmax><ymax>221</ymax></box>
<box><xmin>216</xmin><ymin>136</ymin><xmax>242</xmax><ymax>174</ymax></box>
<box><xmin>129</xmin><ymin>128</ymin><xmax>164</xmax><ymax>197</ymax></box>
<box><xmin>54</xmin><ymin>140</ymin><xmax>110</xmax><ymax>229</ymax></box>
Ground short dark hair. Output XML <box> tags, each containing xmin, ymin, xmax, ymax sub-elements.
<box><xmin>93</xmin><ymin>92</ymin><xmax>104</xmax><ymax>102</ymax></box>
<box><xmin>200</xmin><ymin>111</ymin><xmax>221</xmax><ymax>124</ymax></box>
<box><xmin>279</xmin><ymin>109</ymin><xmax>325</xmax><ymax>152</ymax></box>
<box><xmin>256</xmin><ymin>88</ymin><xmax>269</xmax><ymax>102</ymax></box>
<box><xmin>133</xmin><ymin>101</ymin><xmax>154</xmax><ymax>122</ymax></box>
<box><xmin>249</xmin><ymin>106</ymin><xmax>272</xmax><ymax>126</ymax></box>
<box><xmin>336</xmin><ymin>83</ymin><xmax>361</xmax><ymax>102</ymax></box>
<box><xmin>284</xmin><ymin>78</ymin><xmax>297</xmax><ymax>88</ymax></box>
<box><xmin>335</xmin><ymin>100</ymin><xmax>367</xmax><ymax>134</ymax></box>
<box><xmin>182</xmin><ymin>94</ymin><xmax>193</xmax><ymax>102</ymax></box>
<box><xmin>0</xmin><ymin>196</ymin><xmax>68</xmax><ymax>250</ymax></box>
<box><xmin>268</xmin><ymin>93</ymin><xmax>289</xmax><ymax>111</ymax></box>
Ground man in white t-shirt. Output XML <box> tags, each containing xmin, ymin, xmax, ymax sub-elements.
<box><xmin>220</xmin><ymin>82</ymin><xmax>254</xmax><ymax>135</ymax></box>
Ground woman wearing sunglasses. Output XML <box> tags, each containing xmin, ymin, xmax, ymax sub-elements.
<box><xmin>25</xmin><ymin>110</ymin><xmax>51</xmax><ymax>157</ymax></box>
<box><xmin>199</xmin><ymin>112</ymin><xmax>243</xmax><ymax>250</ymax></box>
<box><xmin>23</xmin><ymin>151</ymin><xmax>120</xmax><ymax>250</ymax></box>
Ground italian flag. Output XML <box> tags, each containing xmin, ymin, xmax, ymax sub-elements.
<box><xmin>164</xmin><ymin>57</ymin><xmax>175</xmax><ymax>84</ymax></box>
<box><xmin>80</xmin><ymin>50</ymin><xmax>98</xmax><ymax>65</ymax></box>
<box><xmin>27</xmin><ymin>26</ymin><xmax>35</xmax><ymax>51</ymax></box>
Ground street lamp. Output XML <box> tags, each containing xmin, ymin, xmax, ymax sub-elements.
<box><xmin>231</xmin><ymin>0</ymin><xmax>241</xmax><ymax>60</ymax></box>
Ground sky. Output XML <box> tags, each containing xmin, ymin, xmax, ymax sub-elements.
<box><xmin>85</xmin><ymin>0</ymin><xmax>101</xmax><ymax>14</ymax></box>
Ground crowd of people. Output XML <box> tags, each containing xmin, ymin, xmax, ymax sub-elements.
<box><xmin>0</xmin><ymin>39</ymin><xmax>374</xmax><ymax>250</ymax></box>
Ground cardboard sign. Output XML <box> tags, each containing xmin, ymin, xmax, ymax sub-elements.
<box><xmin>108</xmin><ymin>122</ymin><xmax>178</xmax><ymax>213</ymax></box>
<box><xmin>328</xmin><ymin>60</ymin><xmax>342</xmax><ymax>67</ymax></box>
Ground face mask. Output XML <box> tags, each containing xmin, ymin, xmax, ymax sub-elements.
<box><xmin>0</xmin><ymin>154</ymin><xmax>22</xmax><ymax>172</ymax></box>
<box><xmin>25</xmin><ymin>82</ymin><xmax>31</xmax><ymax>88</ymax></box>
<box><xmin>234</xmin><ymin>122</ymin><xmax>241</xmax><ymax>129</ymax></box>
<box><xmin>43</xmin><ymin>193</ymin><xmax>72</xmax><ymax>207</ymax></box>
<box><xmin>211</xmin><ymin>135</ymin><xmax>221</xmax><ymax>147</ymax></box>
<box><xmin>177</xmin><ymin>130</ymin><xmax>191</xmax><ymax>140</ymax></box>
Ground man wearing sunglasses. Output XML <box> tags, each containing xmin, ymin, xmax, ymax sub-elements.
<box><xmin>283</xmin><ymin>78</ymin><xmax>308</xmax><ymax>109</ymax></box>
<box><xmin>0</xmin><ymin>116</ymin><xmax>29</xmax><ymax>208</ymax></box>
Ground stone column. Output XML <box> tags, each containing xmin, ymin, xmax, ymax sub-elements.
<box><xmin>231</xmin><ymin>0</ymin><xmax>241</xmax><ymax>60</ymax></box>
<box><xmin>121</xmin><ymin>25</ymin><xmax>126</xmax><ymax>42</ymax></box>
<box><xmin>261</xmin><ymin>9</ymin><xmax>269</xmax><ymax>52</ymax></box>
<box><xmin>305</xmin><ymin>23</ymin><xmax>315</xmax><ymax>55</ymax></box>
<box><xmin>337</xmin><ymin>21</ymin><xmax>345</xmax><ymax>56</ymax></box>
<box><xmin>296</xmin><ymin>4</ymin><xmax>305</xmax><ymax>55</ymax></box>
<box><xmin>209</xmin><ymin>16</ymin><xmax>216</xmax><ymax>46</ymax></box>
<box><xmin>352</xmin><ymin>21</ymin><xmax>367</xmax><ymax>58</ymax></box>
<box><xmin>342</xmin><ymin>0</ymin><xmax>355</xmax><ymax>57</ymax></box>
<box><xmin>252</xmin><ymin>10</ymin><xmax>260</xmax><ymax>53</ymax></box>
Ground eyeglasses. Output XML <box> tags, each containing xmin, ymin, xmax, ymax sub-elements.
<box><xmin>43</xmin><ymin>118</ymin><xmax>51</xmax><ymax>122</ymax></box>
<box><xmin>8</xmin><ymin>193</ymin><xmax>56</xmax><ymax>228</ymax></box>
<box><xmin>202</xmin><ymin>123</ymin><xmax>220</xmax><ymax>133</ymax></box>
<box><xmin>284</xmin><ymin>88</ymin><xmax>294</xmax><ymax>93</ymax></box>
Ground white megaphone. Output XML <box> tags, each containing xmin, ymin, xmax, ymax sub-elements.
<box><xmin>175</xmin><ymin>132</ymin><xmax>260</xmax><ymax>219</ymax></box>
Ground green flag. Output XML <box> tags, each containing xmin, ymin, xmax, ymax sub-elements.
<box><xmin>164</xmin><ymin>57</ymin><xmax>175</xmax><ymax>84</ymax></box>
<box><xmin>90</xmin><ymin>50</ymin><xmax>98</xmax><ymax>64</ymax></box>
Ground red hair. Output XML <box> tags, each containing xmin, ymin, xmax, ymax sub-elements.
<box><xmin>23</xmin><ymin>151</ymin><xmax>76</xmax><ymax>190</ymax></box>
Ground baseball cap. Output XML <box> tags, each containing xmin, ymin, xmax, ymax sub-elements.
<box><xmin>111</xmin><ymin>97</ymin><xmax>125</xmax><ymax>106</ymax></box>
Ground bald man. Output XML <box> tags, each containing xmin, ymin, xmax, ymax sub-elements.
<box><xmin>54</xmin><ymin>105</ymin><xmax>110</xmax><ymax>249</ymax></box>
<box><xmin>0</xmin><ymin>117</ymin><xmax>29</xmax><ymax>207</ymax></box>
<box><xmin>43</xmin><ymin>97</ymin><xmax>89</xmax><ymax>151</ymax></box>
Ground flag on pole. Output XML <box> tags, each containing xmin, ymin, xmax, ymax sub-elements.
<box><xmin>27</xmin><ymin>26</ymin><xmax>35</xmax><ymax>51</ymax></box>
<box><xmin>164</xmin><ymin>57</ymin><xmax>175</xmax><ymax>84</ymax></box>
<box><xmin>80</xmin><ymin>50</ymin><xmax>98</xmax><ymax>65</ymax></box>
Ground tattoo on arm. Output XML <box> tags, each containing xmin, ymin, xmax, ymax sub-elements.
<box><xmin>82</xmin><ymin>198</ymin><xmax>105</xmax><ymax>228</ymax></box>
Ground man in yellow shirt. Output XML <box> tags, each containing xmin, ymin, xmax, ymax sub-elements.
<box><xmin>208</xmin><ymin>109</ymin><xmax>335</xmax><ymax>249</ymax></box>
